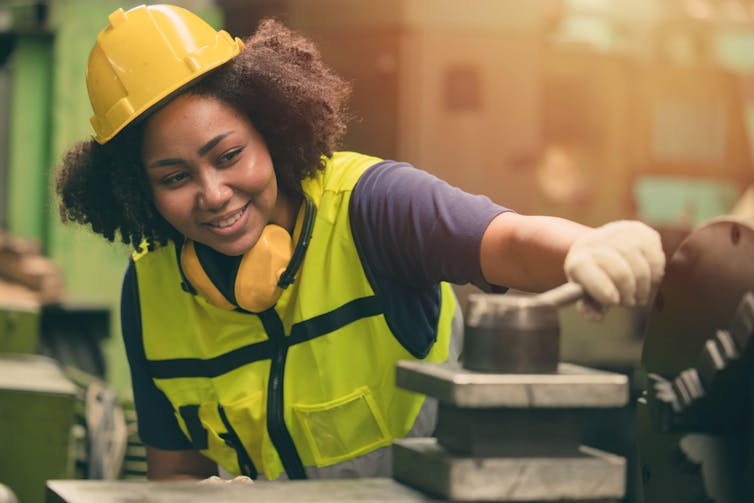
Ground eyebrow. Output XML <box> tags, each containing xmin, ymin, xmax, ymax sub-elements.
<box><xmin>147</xmin><ymin>132</ymin><xmax>233</xmax><ymax>169</ymax></box>
<box><xmin>198</xmin><ymin>132</ymin><xmax>232</xmax><ymax>156</ymax></box>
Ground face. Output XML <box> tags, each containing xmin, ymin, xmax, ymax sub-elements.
<box><xmin>142</xmin><ymin>94</ymin><xmax>282</xmax><ymax>256</ymax></box>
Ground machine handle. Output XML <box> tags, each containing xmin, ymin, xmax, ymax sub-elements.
<box><xmin>536</xmin><ymin>282</ymin><xmax>586</xmax><ymax>308</ymax></box>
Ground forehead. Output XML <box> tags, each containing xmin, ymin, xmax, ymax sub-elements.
<box><xmin>141</xmin><ymin>94</ymin><xmax>251</xmax><ymax>152</ymax></box>
<box><xmin>148</xmin><ymin>94</ymin><xmax>243</xmax><ymax>129</ymax></box>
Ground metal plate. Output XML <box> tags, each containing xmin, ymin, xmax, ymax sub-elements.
<box><xmin>393</xmin><ymin>438</ymin><xmax>625</xmax><ymax>502</ymax></box>
<box><xmin>396</xmin><ymin>361</ymin><xmax>628</xmax><ymax>408</ymax></box>
<box><xmin>642</xmin><ymin>217</ymin><xmax>754</xmax><ymax>376</ymax></box>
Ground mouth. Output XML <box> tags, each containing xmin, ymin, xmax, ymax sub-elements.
<box><xmin>205</xmin><ymin>203</ymin><xmax>249</xmax><ymax>229</ymax></box>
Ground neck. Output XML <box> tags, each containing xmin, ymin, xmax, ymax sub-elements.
<box><xmin>271</xmin><ymin>191</ymin><xmax>302</xmax><ymax>234</ymax></box>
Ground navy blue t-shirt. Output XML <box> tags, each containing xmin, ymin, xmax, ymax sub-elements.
<box><xmin>121</xmin><ymin>160</ymin><xmax>508</xmax><ymax>449</ymax></box>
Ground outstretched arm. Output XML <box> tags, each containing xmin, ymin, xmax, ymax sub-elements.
<box><xmin>480</xmin><ymin>212</ymin><xmax>589</xmax><ymax>292</ymax></box>
<box><xmin>480</xmin><ymin>212</ymin><xmax>666</xmax><ymax>315</ymax></box>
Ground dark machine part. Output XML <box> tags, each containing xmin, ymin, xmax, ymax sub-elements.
<box><xmin>638</xmin><ymin>217</ymin><xmax>754</xmax><ymax>503</ymax></box>
<box><xmin>463</xmin><ymin>282</ymin><xmax>584</xmax><ymax>373</ymax></box>
<box><xmin>37</xmin><ymin>302</ymin><xmax>111</xmax><ymax>379</ymax></box>
<box><xmin>435</xmin><ymin>405</ymin><xmax>586</xmax><ymax>457</ymax></box>
<box><xmin>648</xmin><ymin>293</ymin><xmax>752</xmax><ymax>434</ymax></box>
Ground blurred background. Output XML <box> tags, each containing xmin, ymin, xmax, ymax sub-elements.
<box><xmin>1</xmin><ymin>0</ymin><xmax>754</xmax><ymax>501</ymax></box>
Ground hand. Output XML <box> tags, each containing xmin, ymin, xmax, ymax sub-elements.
<box><xmin>199</xmin><ymin>475</ymin><xmax>254</xmax><ymax>484</ymax></box>
<box><xmin>564</xmin><ymin>220</ymin><xmax>665</xmax><ymax>320</ymax></box>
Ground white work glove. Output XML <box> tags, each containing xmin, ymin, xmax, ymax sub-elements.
<box><xmin>199</xmin><ymin>475</ymin><xmax>254</xmax><ymax>484</ymax></box>
<box><xmin>564</xmin><ymin>220</ymin><xmax>665</xmax><ymax>320</ymax></box>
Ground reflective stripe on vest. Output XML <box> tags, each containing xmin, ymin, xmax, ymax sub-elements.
<box><xmin>134</xmin><ymin>152</ymin><xmax>454</xmax><ymax>479</ymax></box>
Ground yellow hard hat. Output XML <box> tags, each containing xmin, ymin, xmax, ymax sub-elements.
<box><xmin>86</xmin><ymin>4</ymin><xmax>244</xmax><ymax>144</ymax></box>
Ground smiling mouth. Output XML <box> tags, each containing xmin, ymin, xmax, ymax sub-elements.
<box><xmin>207</xmin><ymin>204</ymin><xmax>247</xmax><ymax>229</ymax></box>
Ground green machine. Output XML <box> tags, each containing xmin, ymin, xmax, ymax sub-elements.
<box><xmin>0</xmin><ymin>353</ymin><xmax>78</xmax><ymax>503</ymax></box>
<box><xmin>0</xmin><ymin>302</ymin><xmax>39</xmax><ymax>354</ymax></box>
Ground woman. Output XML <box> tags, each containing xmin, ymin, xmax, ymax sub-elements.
<box><xmin>56</xmin><ymin>4</ymin><xmax>664</xmax><ymax>481</ymax></box>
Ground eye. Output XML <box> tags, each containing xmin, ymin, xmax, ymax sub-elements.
<box><xmin>159</xmin><ymin>171</ymin><xmax>189</xmax><ymax>186</ymax></box>
<box><xmin>217</xmin><ymin>147</ymin><xmax>243</xmax><ymax>166</ymax></box>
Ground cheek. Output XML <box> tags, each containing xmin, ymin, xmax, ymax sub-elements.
<box><xmin>245</xmin><ymin>162</ymin><xmax>277</xmax><ymax>201</ymax></box>
<box><xmin>151</xmin><ymin>189</ymin><xmax>187</xmax><ymax>225</ymax></box>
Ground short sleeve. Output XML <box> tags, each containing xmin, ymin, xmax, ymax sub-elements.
<box><xmin>349</xmin><ymin>160</ymin><xmax>510</xmax><ymax>291</ymax></box>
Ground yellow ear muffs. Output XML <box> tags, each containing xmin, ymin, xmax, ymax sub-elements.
<box><xmin>180</xmin><ymin>226</ymin><xmax>293</xmax><ymax>312</ymax></box>
<box><xmin>179</xmin><ymin>198</ymin><xmax>316</xmax><ymax>313</ymax></box>
<box><xmin>234</xmin><ymin>224</ymin><xmax>293</xmax><ymax>312</ymax></box>
<box><xmin>180</xmin><ymin>240</ymin><xmax>236</xmax><ymax>310</ymax></box>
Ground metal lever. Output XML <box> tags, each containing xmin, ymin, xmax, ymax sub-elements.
<box><xmin>536</xmin><ymin>282</ymin><xmax>586</xmax><ymax>308</ymax></box>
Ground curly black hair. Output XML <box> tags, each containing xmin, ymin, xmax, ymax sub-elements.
<box><xmin>56</xmin><ymin>18</ymin><xmax>351</xmax><ymax>250</ymax></box>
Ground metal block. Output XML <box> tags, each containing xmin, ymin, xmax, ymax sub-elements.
<box><xmin>393</xmin><ymin>437</ymin><xmax>626</xmax><ymax>502</ymax></box>
<box><xmin>463</xmin><ymin>292</ymin><xmax>560</xmax><ymax>373</ymax></box>
<box><xmin>435</xmin><ymin>404</ymin><xmax>588</xmax><ymax>457</ymax></box>
<box><xmin>0</xmin><ymin>354</ymin><xmax>77</xmax><ymax>503</ymax></box>
<box><xmin>396</xmin><ymin>361</ymin><xmax>628</xmax><ymax>408</ymax></box>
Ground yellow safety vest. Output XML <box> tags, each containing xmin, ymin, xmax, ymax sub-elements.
<box><xmin>134</xmin><ymin>152</ymin><xmax>454</xmax><ymax>480</ymax></box>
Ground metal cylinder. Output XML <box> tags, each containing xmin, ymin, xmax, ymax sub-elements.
<box><xmin>462</xmin><ymin>293</ymin><xmax>560</xmax><ymax>373</ymax></box>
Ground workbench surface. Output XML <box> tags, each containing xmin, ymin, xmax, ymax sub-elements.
<box><xmin>47</xmin><ymin>477</ymin><xmax>441</xmax><ymax>502</ymax></box>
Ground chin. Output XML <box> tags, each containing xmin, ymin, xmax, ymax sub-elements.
<box><xmin>220</xmin><ymin>237</ymin><xmax>259</xmax><ymax>257</ymax></box>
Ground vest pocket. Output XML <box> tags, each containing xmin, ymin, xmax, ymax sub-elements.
<box><xmin>292</xmin><ymin>386</ymin><xmax>391</xmax><ymax>466</ymax></box>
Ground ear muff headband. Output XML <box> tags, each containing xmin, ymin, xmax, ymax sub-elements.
<box><xmin>279</xmin><ymin>198</ymin><xmax>315</xmax><ymax>288</ymax></box>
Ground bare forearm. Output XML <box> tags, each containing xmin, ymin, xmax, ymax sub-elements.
<box><xmin>480</xmin><ymin>212</ymin><xmax>591</xmax><ymax>292</ymax></box>
<box><xmin>146</xmin><ymin>446</ymin><xmax>218</xmax><ymax>480</ymax></box>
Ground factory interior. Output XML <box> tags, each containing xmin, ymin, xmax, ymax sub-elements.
<box><xmin>1</xmin><ymin>0</ymin><xmax>754</xmax><ymax>501</ymax></box>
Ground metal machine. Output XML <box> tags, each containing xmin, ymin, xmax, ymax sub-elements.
<box><xmin>637</xmin><ymin>217</ymin><xmax>754</xmax><ymax>502</ymax></box>
<box><xmin>392</xmin><ymin>283</ymin><xmax>628</xmax><ymax>502</ymax></box>
<box><xmin>0</xmin><ymin>233</ymin><xmax>130</xmax><ymax>503</ymax></box>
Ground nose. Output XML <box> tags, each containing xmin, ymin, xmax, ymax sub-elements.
<box><xmin>197</xmin><ymin>170</ymin><xmax>232</xmax><ymax>211</ymax></box>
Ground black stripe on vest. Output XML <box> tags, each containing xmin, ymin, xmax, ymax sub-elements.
<box><xmin>147</xmin><ymin>340</ymin><xmax>273</xmax><ymax>379</ymax></box>
<box><xmin>178</xmin><ymin>404</ymin><xmax>209</xmax><ymax>450</ymax></box>
<box><xmin>288</xmin><ymin>296</ymin><xmax>382</xmax><ymax>345</ymax></box>
<box><xmin>146</xmin><ymin>296</ymin><xmax>381</xmax><ymax>377</ymax></box>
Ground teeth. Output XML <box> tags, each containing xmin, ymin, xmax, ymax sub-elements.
<box><xmin>212</xmin><ymin>209</ymin><xmax>242</xmax><ymax>228</ymax></box>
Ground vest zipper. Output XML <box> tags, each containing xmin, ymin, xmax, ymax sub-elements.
<box><xmin>258</xmin><ymin>308</ymin><xmax>307</xmax><ymax>479</ymax></box>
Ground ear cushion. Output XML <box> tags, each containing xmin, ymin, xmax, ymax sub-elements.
<box><xmin>180</xmin><ymin>240</ymin><xmax>236</xmax><ymax>310</ymax></box>
<box><xmin>235</xmin><ymin>224</ymin><xmax>293</xmax><ymax>312</ymax></box>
